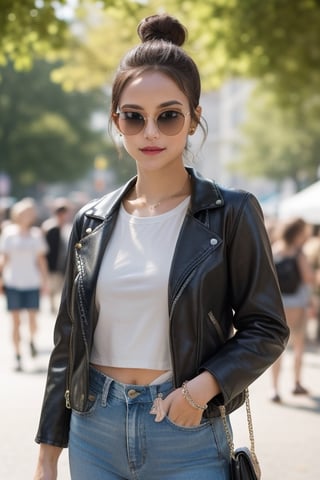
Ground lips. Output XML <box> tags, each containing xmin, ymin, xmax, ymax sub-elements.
<box><xmin>140</xmin><ymin>146</ymin><xmax>165</xmax><ymax>153</ymax></box>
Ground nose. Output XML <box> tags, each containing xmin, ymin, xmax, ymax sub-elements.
<box><xmin>143</xmin><ymin>116</ymin><xmax>160</xmax><ymax>139</ymax></box>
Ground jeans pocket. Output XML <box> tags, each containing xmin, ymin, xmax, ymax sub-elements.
<box><xmin>72</xmin><ymin>392</ymin><xmax>98</xmax><ymax>417</ymax></box>
<box><xmin>164</xmin><ymin>415</ymin><xmax>211</xmax><ymax>431</ymax></box>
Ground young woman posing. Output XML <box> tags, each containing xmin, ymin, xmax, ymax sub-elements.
<box><xmin>34</xmin><ymin>13</ymin><xmax>288</xmax><ymax>480</ymax></box>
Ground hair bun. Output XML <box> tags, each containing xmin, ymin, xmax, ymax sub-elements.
<box><xmin>137</xmin><ymin>14</ymin><xmax>187</xmax><ymax>47</ymax></box>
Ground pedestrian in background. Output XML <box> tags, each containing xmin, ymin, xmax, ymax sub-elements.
<box><xmin>41</xmin><ymin>198</ymin><xmax>72</xmax><ymax>314</ymax></box>
<box><xmin>303</xmin><ymin>224</ymin><xmax>320</xmax><ymax>342</ymax></box>
<box><xmin>0</xmin><ymin>198</ymin><xmax>49</xmax><ymax>371</ymax></box>
<box><xmin>34</xmin><ymin>13</ymin><xmax>288</xmax><ymax>480</ymax></box>
<box><xmin>271</xmin><ymin>217</ymin><xmax>314</xmax><ymax>402</ymax></box>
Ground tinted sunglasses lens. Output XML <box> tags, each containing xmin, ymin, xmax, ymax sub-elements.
<box><xmin>157</xmin><ymin>111</ymin><xmax>185</xmax><ymax>136</ymax></box>
<box><xmin>117</xmin><ymin>111</ymin><xmax>186</xmax><ymax>135</ymax></box>
<box><xmin>118</xmin><ymin>112</ymin><xmax>145</xmax><ymax>135</ymax></box>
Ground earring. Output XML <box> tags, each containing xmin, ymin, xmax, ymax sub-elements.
<box><xmin>189</xmin><ymin>127</ymin><xmax>196</xmax><ymax>135</ymax></box>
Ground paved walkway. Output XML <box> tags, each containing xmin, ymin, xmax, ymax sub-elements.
<box><xmin>1</xmin><ymin>295</ymin><xmax>319</xmax><ymax>479</ymax></box>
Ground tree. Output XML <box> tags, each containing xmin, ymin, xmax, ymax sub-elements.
<box><xmin>2</xmin><ymin>1</ymin><xmax>320</xmax><ymax>190</ymax></box>
<box><xmin>0</xmin><ymin>0</ymin><xmax>69</xmax><ymax>70</ymax></box>
<box><xmin>230</xmin><ymin>87</ymin><xmax>320</xmax><ymax>189</ymax></box>
<box><xmin>2</xmin><ymin>0</ymin><xmax>319</xmax><ymax>106</ymax></box>
<box><xmin>47</xmin><ymin>0</ymin><xmax>320</xmax><ymax>106</ymax></box>
<box><xmin>0</xmin><ymin>61</ymin><xmax>110</xmax><ymax>196</ymax></box>
<box><xmin>199</xmin><ymin>0</ymin><xmax>320</xmax><ymax>105</ymax></box>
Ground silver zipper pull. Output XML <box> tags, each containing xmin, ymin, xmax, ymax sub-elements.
<box><xmin>65</xmin><ymin>390</ymin><xmax>71</xmax><ymax>409</ymax></box>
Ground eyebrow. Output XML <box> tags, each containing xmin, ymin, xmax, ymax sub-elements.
<box><xmin>120</xmin><ymin>100</ymin><xmax>184</xmax><ymax>110</ymax></box>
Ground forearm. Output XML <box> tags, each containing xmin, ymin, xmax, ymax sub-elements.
<box><xmin>187</xmin><ymin>370</ymin><xmax>221</xmax><ymax>407</ymax></box>
<box><xmin>37</xmin><ymin>255</ymin><xmax>49</xmax><ymax>291</ymax></box>
<box><xmin>34</xmin><ymin>444</ymin><xmax>63</xmax><ymax>480</ymax></box>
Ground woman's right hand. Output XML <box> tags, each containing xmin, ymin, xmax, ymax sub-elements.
<box><xmin>34</xmin><ymin>444</ymin><xmax>62</xmax><ymax>480</ymax></box>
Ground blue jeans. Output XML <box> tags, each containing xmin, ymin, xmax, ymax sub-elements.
<box><xmin>69</xmin><ymin>367</ymin><xmax>231</xmax><ymax>480</ymax></box>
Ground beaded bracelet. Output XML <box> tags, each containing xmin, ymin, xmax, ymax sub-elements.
<box><xmin>181</xmin><ymin>381</ymin><xmax>208</xmax><ymax>411</ymax></box>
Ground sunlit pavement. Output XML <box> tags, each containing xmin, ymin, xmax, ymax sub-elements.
<box><xmin>1</xmin><ymin>294</ymin><xmax>319</xmax><ymax>480</ymax></box>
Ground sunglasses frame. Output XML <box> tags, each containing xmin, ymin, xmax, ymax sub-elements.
<box><xmin>114</xmin><ymin>109</ymin><xmax>191</xmax><ymax>136</ymax></box>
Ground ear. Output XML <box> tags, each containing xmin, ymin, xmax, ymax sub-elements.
<box><xmin>195</xmin><ymin>105</ymin><xmax>202</xmax><ymax>120</ymax></box>
<box><xmin>112</xmin><ymin>112</ymin><xmax>120</xmax><ymax>131</ymax></box>
<box><xmin>189</xmin><ymin>105</ymin><xmax>202</xmax><ymax>135</ymax></box>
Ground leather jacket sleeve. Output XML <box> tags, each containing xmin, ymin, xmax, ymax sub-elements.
<box><xmin>200</xmin><ymin>192</ymin><xmax>288</xmax><ymax>406</ymax></box>
<box><xmin>35</xmin><ymin>210</ymin><xmax>84</xmax><ymax>447</ymax></box>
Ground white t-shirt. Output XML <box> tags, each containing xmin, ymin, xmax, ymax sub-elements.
<box><xmin>91</xmin><ymin>197</ymin><xmax>190</xmax><ymax>370</ymax></box>
<box><xmin>0</xmin><ymin>224</ymin><xmax>47</xmax><ymax>289</ymax></box>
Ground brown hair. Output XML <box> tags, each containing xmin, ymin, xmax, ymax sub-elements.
<box><xmin>109</xmin><ymin>14</ymin><xmax>207</xmax><ymax>140</ymax></box>
<box><xmin>281</xmin><ymin>218</ymin><xmax>308</xmax><ymax>245</ymax></box>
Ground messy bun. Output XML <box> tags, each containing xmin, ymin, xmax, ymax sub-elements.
<box><xmin>137</xmin><ymin>14</ymin><xmax>187</xmax><ymax>47</ymax></box>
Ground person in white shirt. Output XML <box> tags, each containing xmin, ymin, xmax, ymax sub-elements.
<box><xmin>0</xmin><ymin>198</ymin><xmax>48</xmax><ymax>371</ymax></box>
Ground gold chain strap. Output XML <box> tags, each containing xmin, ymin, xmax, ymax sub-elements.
<box><xmin>219</xmin><ymin>389</ymin><xmax>257</xmax><ymax>460</ymax></box>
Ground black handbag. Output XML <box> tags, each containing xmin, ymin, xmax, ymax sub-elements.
<box><xmin>220</xmin><ymin>389</ymin><xmax>261</xmax><ymax>480</ymax></box>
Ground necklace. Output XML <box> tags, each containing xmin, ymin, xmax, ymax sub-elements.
<box><xmin>128</xmin><ymin>175</ymin><xmax>190</xmax><ymax>211</ymax></box>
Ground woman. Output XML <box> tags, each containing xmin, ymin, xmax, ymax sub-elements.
<box><xmin>0</xmin><ymin>198</ymin><xmax>48</xmax><ymax>371</ymax></box>
<box><xmin>271</xmin><ymin>217</ymin><xmax>314</xmax><ymax>402</ymax></box>
<box><xmin>34</xmin><ymin>14</ymin><xmax>288</xmax><ymax>480</ymax></box>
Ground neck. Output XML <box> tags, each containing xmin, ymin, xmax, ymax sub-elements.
<box><xmin>132</xmin><ymin>172</ymin><xmax>190</xmax><ymax>211</ymax></box>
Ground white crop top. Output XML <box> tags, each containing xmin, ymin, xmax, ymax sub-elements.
<box><xmin>90</xmin><ymin>196</ymin><xmax>190</xmax><ymax>370</ymax></box>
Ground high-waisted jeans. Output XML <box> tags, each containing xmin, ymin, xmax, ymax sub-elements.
<box><xmin>69</xmin><ymin>367</ymin><xmax>231</xmax><ymax>480</ymax></box>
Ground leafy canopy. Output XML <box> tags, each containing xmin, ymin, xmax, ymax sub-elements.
<box><xmin>231</xmin><ymin>87</ymin><xmax>320</xmax><ymax>188</ymax></box>
<box><xmin>0</xmin><ymin>61</ymin><xmax>108</xmax><ymax>196</ymax></box>
<box><xmin>1</xmin><ymin>0</ymin><xmax>320</xmax><ymax>104</ymax></box>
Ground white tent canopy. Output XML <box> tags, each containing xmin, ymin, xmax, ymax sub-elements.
<box><xmin>278</xmin><ymin>180</ymin><xmax>320</xmax><ymax>225</ymax></box>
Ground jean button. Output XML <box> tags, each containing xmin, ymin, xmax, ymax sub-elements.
<box><xmin>127</xmin><ymin>389</ymin><xmax>140</xmax><ymax>399</ymax></box>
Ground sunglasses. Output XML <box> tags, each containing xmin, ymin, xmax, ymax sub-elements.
<box><xmin>115</xmin><ymin>110</ymin><xmax>190</xmax><ymax>136</ymax></box>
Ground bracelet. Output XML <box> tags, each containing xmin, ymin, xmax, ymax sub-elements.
<box><xmin>181</xmin><ymin>381</ymin><xmax>208</xmax><ymax>411</ymax></box>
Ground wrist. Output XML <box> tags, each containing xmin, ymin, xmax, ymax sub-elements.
<box><xmin>181</xmin><ymin>381</ymin><xmax>208</xmax><ymax>411</ymax></box>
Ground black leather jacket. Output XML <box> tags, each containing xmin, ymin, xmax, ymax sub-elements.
<box><xmin>36</xmin><ymin>168</ymin><xmax>288</xmax><ymax>447</ymax></box>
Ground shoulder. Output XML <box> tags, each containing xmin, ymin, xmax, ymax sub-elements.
<box><xmin>70</xmin><ymin>183</ymin><xmax>132</xmax><ymax>239</ymax></box>
<box><xmin>215</xmin><ymin>184</ymin><xmax>263</xmax><ymax>224</ymax></box>
<box><xmin>190</xmin><ymin>167</ymin><xmax>258</xmax><ymax>214</ymax></box>
<box><xmin>218</xmin><ymin>184</ymin><xmax>255</xmax><ymax>205</ymax></box>
<box><xmin>1</xmin><ymin>223</ymin><xmax>18</xmax><ymax>237</ymax></box>
<box><xmin>75</xmin><ymin>177</ymin><xmax>137</xmax><ymax>222</ymax></box>
<box><xmin>30</xmin><ymin>226</ymin><xmax>43</xmax><ymax>237</ymax></box>
<box><xmin>41</xmin><ymin>218</ymin><xmax>57</xmax><ymax>232</ymax></box>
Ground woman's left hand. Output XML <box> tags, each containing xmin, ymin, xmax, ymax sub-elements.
<box><xmin>150</xmin><ymin>371</ymin><xmax>221</xmax><ymax>426</ymax></box>
<box><xmin>162</xmin><ymin>387</ymin><xmax>204</xmax><ymax>426</ymax></box>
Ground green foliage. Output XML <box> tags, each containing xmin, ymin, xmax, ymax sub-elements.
<box><xmin>2</xmin><ymin>0</ymin><xmax>320</xmax><ymax>189</ymax></box>
<box><xmin>0</xmin><ymin>61</ymin><xmax>110</xmax><ymax>195</ymax></box>
<box><xmin>2</xmin><ymin>0</ymin><xmax>320</xmax><ymax>106</ymax></box>
<box><xmin>230</xmin><ymin>87</ymin><xmax>320</xmax><ymax>188</ymax></box>
<box><xmin>49</xmin><ymin>0</ymin><xmax>320</xmax><ymax>103</ymax></box>
<box><xmin>210</xmin><ymin>0</ymin><xmax>320</xmax><ymax>105</ymax></box>
<box><xmin>0</xmin><ymin>0</ymin><xmax>69</xmax><ymax>69</ymax></box>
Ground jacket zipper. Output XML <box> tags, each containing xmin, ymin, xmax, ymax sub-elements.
<box><xmin>65</xmin><ymin>247</ymin><xmax>90</xmax><ymax>410</ymax></box>
<box><xmin>208</xmin><ymin>311</ymin><xmax>225</xmax><ymax>343</ymax></box>
<box><xmin>65</xmin><ymin>389</ymin><xmax>71</xmax><ymax>409</ymax></box>
<box><xmin>64</xmin><ymin>247</ymin><xmax>81</xmax><ymax>410</ymax></box>
<box><xmin>169</xmin><ymin>245</ymin><xmax>218</xmax><ymax>386</ymax></box>
<box><xmin>169</xmin><ymin>269</ymin><xmax>196</xmax><ymax>386</ymax></box>
<box><xmin>64</xmin><ymin>321</ymin><xmax>74</xmax><ymax>409</ymax></box>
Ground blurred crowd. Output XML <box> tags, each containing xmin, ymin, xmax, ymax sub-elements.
<box><xmin>266</xmin><ymin>215</ymin><xmax>320</xmax><ymax>403</ymax></box>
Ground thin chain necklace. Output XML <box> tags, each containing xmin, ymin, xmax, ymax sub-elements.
<box><xmin>128</xmin><ymin>175</ymin><xmax>190</xmax><ymax>211</ymax></box>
